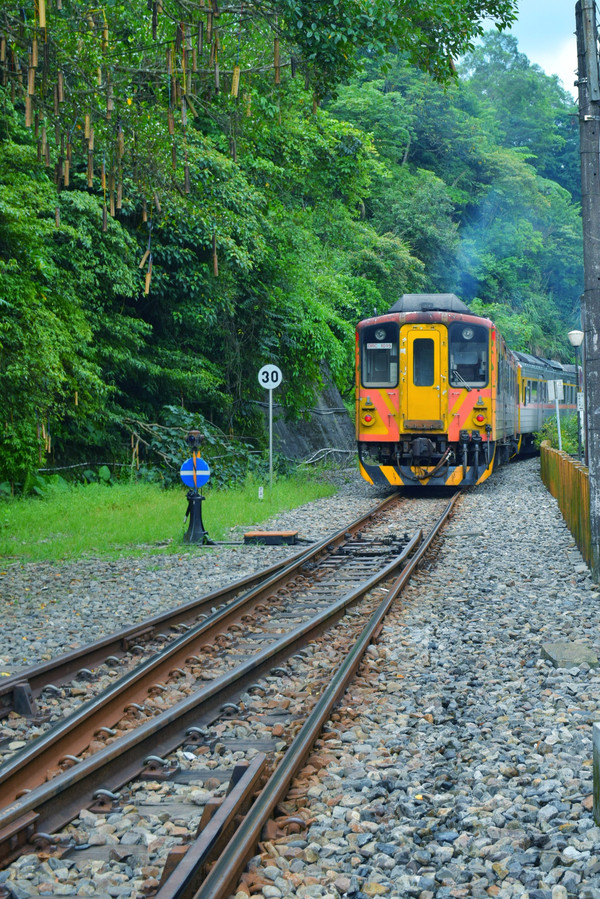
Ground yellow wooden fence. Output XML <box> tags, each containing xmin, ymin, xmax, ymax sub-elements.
<box><xmin>539</xmin><ymin>441</ymin><xmax>591</xmax><ymax>567</ymax></box>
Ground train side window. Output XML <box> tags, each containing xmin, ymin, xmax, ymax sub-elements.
<box><xmin>360</xmin><ymin>323</ymin><xmax>399</xmax><ymax>388</ymax></box>
<box><xmin>531</xmin><ymin>381</ymin><xmax>537</xmax><ymax>402</ymax></box>
<box><xmin>523</xmin><ymin>381</ymin><xmax>527</xmax><ymax>405</ymax></box>
<box><xmin>413</xmin><ymin>338</ymin><xmax>435</xmax><ymax>386</ymax></box>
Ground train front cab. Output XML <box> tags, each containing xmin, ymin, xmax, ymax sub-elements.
<box><xmin>357</xmin><ymin>314</ymin><xmax>499</xmax><ymax>488</ymax></box>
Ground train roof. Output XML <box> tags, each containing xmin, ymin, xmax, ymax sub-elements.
<box><xmin>513</xmin><ymin>351</ymin><xmax>575</xmax><ymax>376</ymax></box>
<box><xmin>513</xmin><ymin>351</ymin><xmax>562</xmax><ymax>370</ymax></box>
<box><xmin>389</xmin><ymin>294</ymin><xmax>471</xmax><ymax>315</ymax></box>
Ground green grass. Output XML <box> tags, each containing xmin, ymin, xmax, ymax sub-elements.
<box><xmin>0</xmin><ymin>475</ymin><xmax>337</xmax><ymax>563</ymax></box>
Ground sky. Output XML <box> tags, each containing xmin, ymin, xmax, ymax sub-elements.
<box><xmin>500</xmin><ymin>0</ymin><xmax>578</xmax><ymax>97</ymax></box>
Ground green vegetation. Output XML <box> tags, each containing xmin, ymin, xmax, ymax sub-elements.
<box><xmin>0</xmin><ymin>475</ymin><xmax>336</xmax><ymax>563</ymax></box>
<box><xmin>1</xmin><ymin>1</ymin><xmax>584</xmax><ymax>495</ymax></box>
<box><xmin>535</xmin><ymin>414</ymin><xmax>581</xmax><ymax>458</ymax></box>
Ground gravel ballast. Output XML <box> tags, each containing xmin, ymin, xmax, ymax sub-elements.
<box><xmin>2</xmin><ymin>457</ymin><xmax>600</xmax><ymax>899</ymax></box>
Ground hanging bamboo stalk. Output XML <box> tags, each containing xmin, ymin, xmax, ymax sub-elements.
<box><xmin>109</xmin><ymin>171</ymin><xmax>115</xmax><ymax>215</ymax></box>
<box><xmin>118</xmin><ymin>124</ymin><xmax>124</xmax><ymax>158</ymax></box>
<box><xmin>231</xmin><ymin>64</ymin><xmax>240</xmax><ymax>98</ymax></box>
<box><xmin>144</xmin><ymin>255</ymin><xmax>152</xmax><ymax>295</ymax></box>
<box><xmin>197</xmin><ymin>21</ymin><xmax>203</xmax><ymax>55</ymax></box>
<box><xmin>32</xmin><ymin>38</ymin><xmax>38</xmax><ymax>68</ymax></box>
<box><xmin>87</xmin><ymin>150</ymin><xmax>93</xmax><ymax>186</ymax></box>
<box><xmin>274</xmin><ymin>37</ymin><xmax>280</xmax><ymax>84</ymax></box>
<box><xmin>38</xmin><ymin>0</ymin><xmax>46</xmax><ymax>30</ymax></box>
<box><xmin>0</xmin><ymin>36</ymin><xmax>6</xmax><ymax>63</ymax></box>
<box><xmin>88</xmin><ymin>126</ymin><xmax>94</xmax><ymax>151</ymax></box>
<box><xmin>152</xmin><ymin>2</ymin><xmax>158</xmax><ymax>40</ymax></box>
<box><xmin>53</xmin><ymin>83</ymin><xmax>59</xmax><ymax>114</ymax></box>
<box><xmin>186</xmin><ymin>94</ymin><xmax>197</xmax><ymax>117</ymax></box>
<box><xmin>84</xmin><ymin>113</ymin><xmax>90</xmax><ymax>138</ymax></box>
<box><xmin>153</xmin><ymin>190</ymin><xmax>161</xmax><ymax>213</ymax></box>
<box><xmin>116</xmin><ymin>177</ymin><xmax>122</xmax><ymax>210</ymax></box>
<box><xmin>25</xmin><ymin>95</ymin><xmax>32</xmax><ymax>126</ymax></box>
<box><xmin>142</xmin><ymin>199</ymin><xmax>147</xmax><ymax>223</ymax></box>
<box><xmin>212</xmin><ymin>231</ymin><xmax>218</xmax><ymax>276</ymax></box>
<box><xmin>57</xmin><ymin>69</ymin><xmax>63</xmax><ymax>102</ymax></box>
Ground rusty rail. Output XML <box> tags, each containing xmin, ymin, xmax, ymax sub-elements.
<box><xmin>0</xmin><ymin>494</ymin><xmax>402</xmax><ymax>808</ymax></box>
<box><xmin>0</xmin><ymin>530</ymin><xmax>419</xmax><ymax>865</ymax></box>
<box><xmin>0</xmin><ymin>494</ymin><xmax>400</xmax><ymax>719</ymax></box>
<box><xmin>540</xmin><ymin>442</ymin><xmax>591</xmax><ymax>567</ymax></box>
<box><xmin>160</xmin><ymin>493</ymin><xmax>460</xmax><ymax>899</ymax></box>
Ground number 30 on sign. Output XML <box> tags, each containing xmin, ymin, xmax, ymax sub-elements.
<box><xmin>258</xmin><ymin>364</ymin><xmax>283</xmax><ymax>390</ymax></box>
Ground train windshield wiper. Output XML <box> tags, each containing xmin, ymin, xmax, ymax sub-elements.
<box><xmin>451</xmin><ymin>370</ymin><xmax>472</xmax><ymax>392</ymax></box>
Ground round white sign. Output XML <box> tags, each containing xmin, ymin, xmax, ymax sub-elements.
<box><xmin>258</xmin><ymin>364</ymin><xmax>283</xmax><ymax>390</ymax></box>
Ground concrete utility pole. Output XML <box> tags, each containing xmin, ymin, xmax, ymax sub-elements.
<box><xmin>576</xmin><ymin>0</ymin><xmax>600</xmax><ymax>580</ymax></box>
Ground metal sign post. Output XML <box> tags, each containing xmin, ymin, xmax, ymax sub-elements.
<box><xmin>548</xmin><ymin>379</ymin><xmax>564</xmax><ymax>451</ymax></box>
<box><xmin>258</xmin><ymin>364</ymin><xmax>283</xmax><ymax>489</ymax></box>
<box><xmin>180</xmin><ymin>453</ymin><xmax>211</xmax><ymax>544</ymax></box>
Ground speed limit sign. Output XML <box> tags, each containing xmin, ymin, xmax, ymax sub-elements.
<box><xmin>258</xmin><ymin>364</ymin><xmax>283</xmax><ymax>390</ymax></box>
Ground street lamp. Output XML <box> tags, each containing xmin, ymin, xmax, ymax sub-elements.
<box><xmin>568</xmin><ymin>329</ymin><xmax>584</xmax><ymax>461</ymax></box>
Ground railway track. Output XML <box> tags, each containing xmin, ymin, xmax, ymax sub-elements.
<box><xmin>0</xmin><ymin>491</ymin><xmax>459</xmax><ymax>897</ymax></box>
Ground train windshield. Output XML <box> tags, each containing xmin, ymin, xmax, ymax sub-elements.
<box><xmin>361</xmin><ymin>322</ymin><xmax>399</xmax><ymax>388</ymax></box>
<box><xmin>448</xmin><ymin>322</ymin><xmax>488</xmax><ymax>388</ymax></box>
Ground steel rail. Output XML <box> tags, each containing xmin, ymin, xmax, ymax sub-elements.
<box><xmin>172</xmin><ymin>493</ymin><xmax>460</xmax><ymax>899</ymax></box>
<box><xmin>0</xmin><ymin>550</ymin><xmax>308</xmax><ymax>717</ymax></box>
<box><xmin>0</xmin><ymin>531</ymin><xmax>420</xmax><ymax>865</ymax></box>
<box><xmin>0</xmin><ymin>494</ymin><xmax>401</xmax><ymax>807</ymax></box>
<box><xmin>1</xmin><ymin>493</ymin><xmax>399</xmax><ymax>718</ymax></box>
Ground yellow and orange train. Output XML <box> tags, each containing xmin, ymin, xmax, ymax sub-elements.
<box><xmin>356</xmin><ymin>294</ymin><xmax>577</xmax><ymax>488</ymax></box>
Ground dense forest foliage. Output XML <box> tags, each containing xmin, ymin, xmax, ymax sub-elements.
<box><xmin>0</xmin><ymin>0</ymin><xmax>582</xmax><ymax>487</ymax></box>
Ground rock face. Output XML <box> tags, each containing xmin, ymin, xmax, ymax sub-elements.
<box><xmin>265</xmin><ymin>379</ymin><xmax>355</xmax><ymax>463</ymax></box>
